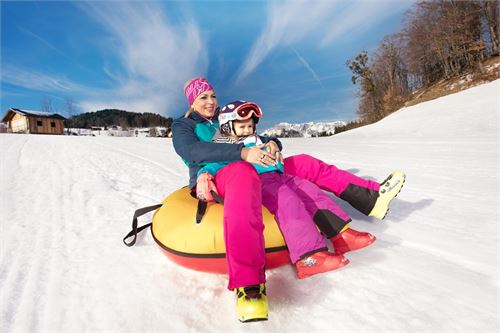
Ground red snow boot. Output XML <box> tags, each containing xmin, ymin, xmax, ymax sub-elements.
<box><xmin>296</xmin><ymin>251</ymin><xmax>349</xmax><ymax>279</ymax></box>
<box><xmin>331</xmin><ymin>228</ymin><xmax>376</xmax><ymax>254</ymax></box>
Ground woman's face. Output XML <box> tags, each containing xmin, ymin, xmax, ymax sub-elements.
<box><xmin>192</xmin><ymin>90</ymin><xmax>217</xmax><ymax>119</ymax></box>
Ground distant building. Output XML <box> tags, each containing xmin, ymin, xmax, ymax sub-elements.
<box><xmin>134</xmin><ymin>128</ymin><xmax>151</xmax><ymax>137</ymax></box>
<box><xmin>89</xmin><ymin>125</ymin><xmax>131</xmax><ymax>137</ymax></box>
<box><xmin>133</xmin><ymin>127</ymin><xmax>171</xmax><ymax>138</ymax></box>
<box><xmin>1</xmin><ymin>108</ymin><xmax>66</xmax><ymax>135</ymax></box>
<box><xmin>0</xmin><ymin>122</ymin><xmax>8</xmax><ymax>133</ymax></box>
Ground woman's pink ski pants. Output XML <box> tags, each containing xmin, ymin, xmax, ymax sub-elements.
<box><xmin>215</xmin><ymin>154</ymin><xmax>379</xmax><ymax>290</ymax></box>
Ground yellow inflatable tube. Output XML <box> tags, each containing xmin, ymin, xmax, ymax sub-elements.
<box><xmin>151</xmin><ymin>187</ymin><xmax>289</xmax><ymax>273</ymax></box>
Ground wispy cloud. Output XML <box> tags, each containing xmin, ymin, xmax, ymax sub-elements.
<box><xmin>320</xmin><ymin>0</ymin><xmax>414</xmax><ymax>46</ymax></box>
<box><xmin>75</xmin><ymin>1</ymin><xmax>207</xmax><ymax>114</ymax></box>
<box><xmin>235</xmin><ymin>0</ymin><xmax>340</xmax><ymax>83</ymax></box>
<box><xmin>0</xmin><ymin>90</ymin><xmax>31</xmax><ymax>98</ymax></box>
<box><xmin>236</xmin><ymin>0</ymin><xmax>413</xmax><ymax>83</ymax></box>
<box><xmin>3</xmin><ymin>2</ymin><xmax>206</xmax><ymax>115</ymax></box>
<box><xmin>16</xmin><ymin>24</ymin><xmax>68</xmax><ymax>58</ymax></box>
<box><xmin>1</xmin><ymin>65</ymin><xmax>86</xmax><ymax>92</ymax></box>
<box><xmin>291</xmin><ymin>47</ymin><xmax>324</xmax><ymax>89</ymax></box>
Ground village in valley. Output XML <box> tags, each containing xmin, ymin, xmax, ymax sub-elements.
<box><xmin>66</xmin><ymin>125</ymin><xmax>171</xmax><ymax>138</ymax></box>
<box><xmin>0</xmin><ymin>107</ymin><xmax>173</xmax><ymax>138</ymax></box>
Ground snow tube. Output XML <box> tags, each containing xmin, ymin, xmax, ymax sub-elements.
<box><xmin>151</xmin><ymin>187</ymin><xmax>290</xmax><ymax>274</ymax></box>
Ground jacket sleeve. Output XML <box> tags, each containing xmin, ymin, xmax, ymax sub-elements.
<box><xmin>259</xmin><ymin>135</ymin><xmax>283</xmax><ymax>151</ymax></box>
<box><xmin>172</xmin><ymin>118</ymin><xmax>244</xmax><ymax>165</ymax></box>
<box><xmin>197</xmin><ymin>162</ymin><xmax>227</xmax><ymax>178</ymax></box>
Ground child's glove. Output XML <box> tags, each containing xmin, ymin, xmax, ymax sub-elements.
<box><xmin>196</xmin><ymin>172</ymin><xmax>218</xmax><ymax>202</ymax></box>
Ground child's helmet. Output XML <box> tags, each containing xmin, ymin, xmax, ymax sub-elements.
<box><xmin>219</xmin><ymin>100</ymin><xmax>263</xmax><ymax>136</ymax></box>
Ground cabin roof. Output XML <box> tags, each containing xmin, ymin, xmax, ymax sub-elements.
<box><xmin>1</xmin><ymin>108</ymin><xmax>66</xmax><ymax>122</ymax></box>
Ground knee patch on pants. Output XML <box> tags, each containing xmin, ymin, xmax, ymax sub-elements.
<box><xmin>340</xmin><ymin>184</ymin><xmax>378</xmax><ymax>215</ymax></box>
<box><xmin>313</xmin><ymin>209</ymin><xmax>351</xmax><ymax>238</ymax></box>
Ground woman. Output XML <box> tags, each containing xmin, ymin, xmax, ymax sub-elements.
<box><xmin>172</xmin><ymin>78</ymin><xmax>405</xmax><ymax>323</ymax></box>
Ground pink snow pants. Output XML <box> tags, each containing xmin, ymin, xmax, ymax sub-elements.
<box><xmin>260</xmin><ymin>172</ymin><xmax>350</xmax><ymax>263</ymax></box>
<box><xmin>215</xmin><ymin>162</ymin><xmax>266</xmax><ymax>290</ymax></box>
<box><xmin>215</xmin><ymin>154</ymin><xmax>380</xmax><ymax>290</ymax></box>
<box><xmin>283</xmin><ymin>154</ymin><xmax>380</xmax><ymax>195</ymax></box>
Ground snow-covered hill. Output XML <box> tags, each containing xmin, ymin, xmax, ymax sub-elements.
<box><xmin>261</xmin><ymin>121</ymin><xmax>346</xmax><ymax>137</ymax></box>
<box><xmin>1</xmin><ymin>80</ymin><xmax>499</xmax><ymax>332</ymax></box>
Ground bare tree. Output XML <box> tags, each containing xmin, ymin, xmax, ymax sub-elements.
<box><xmin>64</xmin><ymin>98</ymin><xmax>75</xmax><ymax>134</ymax></box>
<box><xmin>480</xmin><ymin>0</ymin><xmax>499</xmax><ymax>56</ymax></box>
<box><xmin>65</xmin><ymin>98</ymin><xmax>75</xmax><ymax>117</ymax></box>
<box><xmin>347</xmin><ymin>51</ymin><xmax>385</xmax><ymax>121</ymax></box>
<box><xmin>404</xmin><ymin>0</ymin><xmax>486</xmax><ymax>84</ymax></box>
<box><xmin>372</xmin><ymin>33</ymin><xmax>410</xmax><ymax>114</ymax></box>
<box><xmin>40</xmin><ymin>96</ymin><xmax>54</xmax><ymax>113</ymax></box>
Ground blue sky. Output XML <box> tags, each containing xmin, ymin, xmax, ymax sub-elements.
<box><xmin>1</xmin><ymin>0</ymin><xmax>414</xmax><ymax>129</ymax></box>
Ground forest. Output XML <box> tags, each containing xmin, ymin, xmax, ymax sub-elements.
<box><xmin>343</xmin><ymin>0</ymin><xmax>498</xmax><ymax>128</ymax></box>
<box><xmin>65</xmin><ymin>109</ymin><xmax>173</xmax><ymax>129</ymax></box>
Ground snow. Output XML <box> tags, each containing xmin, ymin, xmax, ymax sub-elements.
<box><xmin>10</xmin><ymin>109</ymin><xmax>62</xmax><ymax>118</ymax></box>
<box><xmin>1</xmin><ymin>80</ymin><xmax>499</xmax><ymax>332</ymax></box>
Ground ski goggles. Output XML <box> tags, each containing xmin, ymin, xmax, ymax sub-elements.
<box><xmin>237</xmin><ymin>104</ymin><xmax>262</xmax><ymax>119</ymax></box>
<box><xmin>219</xmin><ymin>101</ymin><xmax>263</xmax><ymax>124</ymax></box>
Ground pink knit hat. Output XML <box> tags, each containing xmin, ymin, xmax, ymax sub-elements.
<box><xmin>184</xmin><ymin>78</ymin><xmax>214</xmax><ymax>105</ymax></box>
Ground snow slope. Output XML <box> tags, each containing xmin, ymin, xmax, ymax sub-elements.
<box><xmin>1</xmin><ymin>80</ymin><xmax>499</xmax><ymax>332</ymax></box>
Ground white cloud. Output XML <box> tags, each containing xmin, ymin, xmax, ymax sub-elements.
<box><xmin>16</xmin><ymin>24</ymin><xmax>68</xmax><ymax>58</ymax></box>
<box><xmin>320</xmin><ymin>0</ymin><xmax>414</xmax><ymax>46</ymax></box>
<box><xmin>75</xmin><ymin>1</ymin><xmax>207</xmax><ymax>115</ymax></box>
<box><xmin>236</xmin><ymin>0</ymin><xmax>414</xmax><ymax>83</ymax></box>
<box><xmin>236</xmin><ymin>0</ymin><xmax>340</xmax><ymax>83</ymax></box>
<box><xmin>1</xmin><ymin>65</ymin><xmax>86</xmax><ymax>92</ymax></box>
<box><xmin>291</xmin><ymin>47</ymin><xmax>324</xmax><ymax>89</ymax></box>
<box><xmin>3</xmin><ymin>3</ymin><xmax>205</xmax><ymax>116</ymax></box>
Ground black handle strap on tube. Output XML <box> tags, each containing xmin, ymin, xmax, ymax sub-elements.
<box><xmin>123</xmin><ymin>204</ymin><xmax>163</xmax><ymax>247</ymax></box>
<box><xmin>196</xmin><ymin>200</ymin><xmax>208</xmax><ymax>224</ymax></box>
<box><xmin>211</xmin><ymin>190</ymin><xmax>224</xmax><ymax>204</ymax></box>
<box><xmin>195</xmin><ymin>190</ymin><xmax>224</xmax><ymax>224</ymax></box>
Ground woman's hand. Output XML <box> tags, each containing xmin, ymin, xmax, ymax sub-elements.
<box><xmin>264</xmin><ymin>141</ymin><xmax>284</xmax><ymax>164</ymax></box>
<box><xmin>241</xmin><ymin>146</ymin><xmax>278</xmax><ymax>167</ymax></box>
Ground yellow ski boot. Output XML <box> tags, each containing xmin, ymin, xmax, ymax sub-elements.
<box><xmin>369</xmin><ymin>171</ymin><xmax>406</xmax><ymax>219</ymax></box>
<box><xmin>235</xmin><ymin>284</ymin><xmax>268</xmax><ymax>323</ymax></box>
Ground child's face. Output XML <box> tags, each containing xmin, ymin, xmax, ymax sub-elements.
<box><xmin>232</xmin><ymin>118</ymin><xmax>255</xmax><ymax>137</ymax></box>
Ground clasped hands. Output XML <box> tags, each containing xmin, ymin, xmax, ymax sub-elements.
<box><xmin>241</xmin><ymin>141</ymin><xmax>283</xmax><ymax>167</ymax></box>
<box><xmin>197</xmin><ymin>141</ymin><xmax>282</xmax><ymax>201</ymax></box>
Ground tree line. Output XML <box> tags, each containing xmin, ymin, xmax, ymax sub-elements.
<box><xmin>65</xmin><ymin>109</ymin><xmax>173</xmax><ymax>129</ymax></box>
<box><xmin>346</xmin><ymin>0</ymin><xmax>498</xmax><ymax>124</ymax></box>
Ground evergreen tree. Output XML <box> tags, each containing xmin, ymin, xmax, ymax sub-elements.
<box><xmin>65</xmin><ymin>109</ymin><xmax>173</xmax><ymax>130</ymax></box>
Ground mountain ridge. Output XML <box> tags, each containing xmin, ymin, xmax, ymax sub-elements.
<box><xmin>261</xmin><ymin>121</ymin><xmax>346</xmax><ymax>138</ymax></box>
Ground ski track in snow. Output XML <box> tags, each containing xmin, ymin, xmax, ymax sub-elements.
<box><xmin>1</xmin><ymin>80</ymin><xmax>499</xmax><ymax>332</ymax></box>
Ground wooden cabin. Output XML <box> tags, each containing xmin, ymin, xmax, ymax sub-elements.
<box><xmin>1</xmin><ymin>108</ymin><xmax>66</xmax><ymax>135</ymax></box>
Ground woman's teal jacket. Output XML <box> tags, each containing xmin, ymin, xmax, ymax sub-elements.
<box><xmin>172</xmin><ymin>110</ymin><xmax>281</xmax><ymax>188</ymax></box>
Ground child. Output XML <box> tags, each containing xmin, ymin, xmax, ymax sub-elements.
<box><xmin>196</xmin><ymin>100</ymin><xmax>376</xmax><ymax>279</ymax></box>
